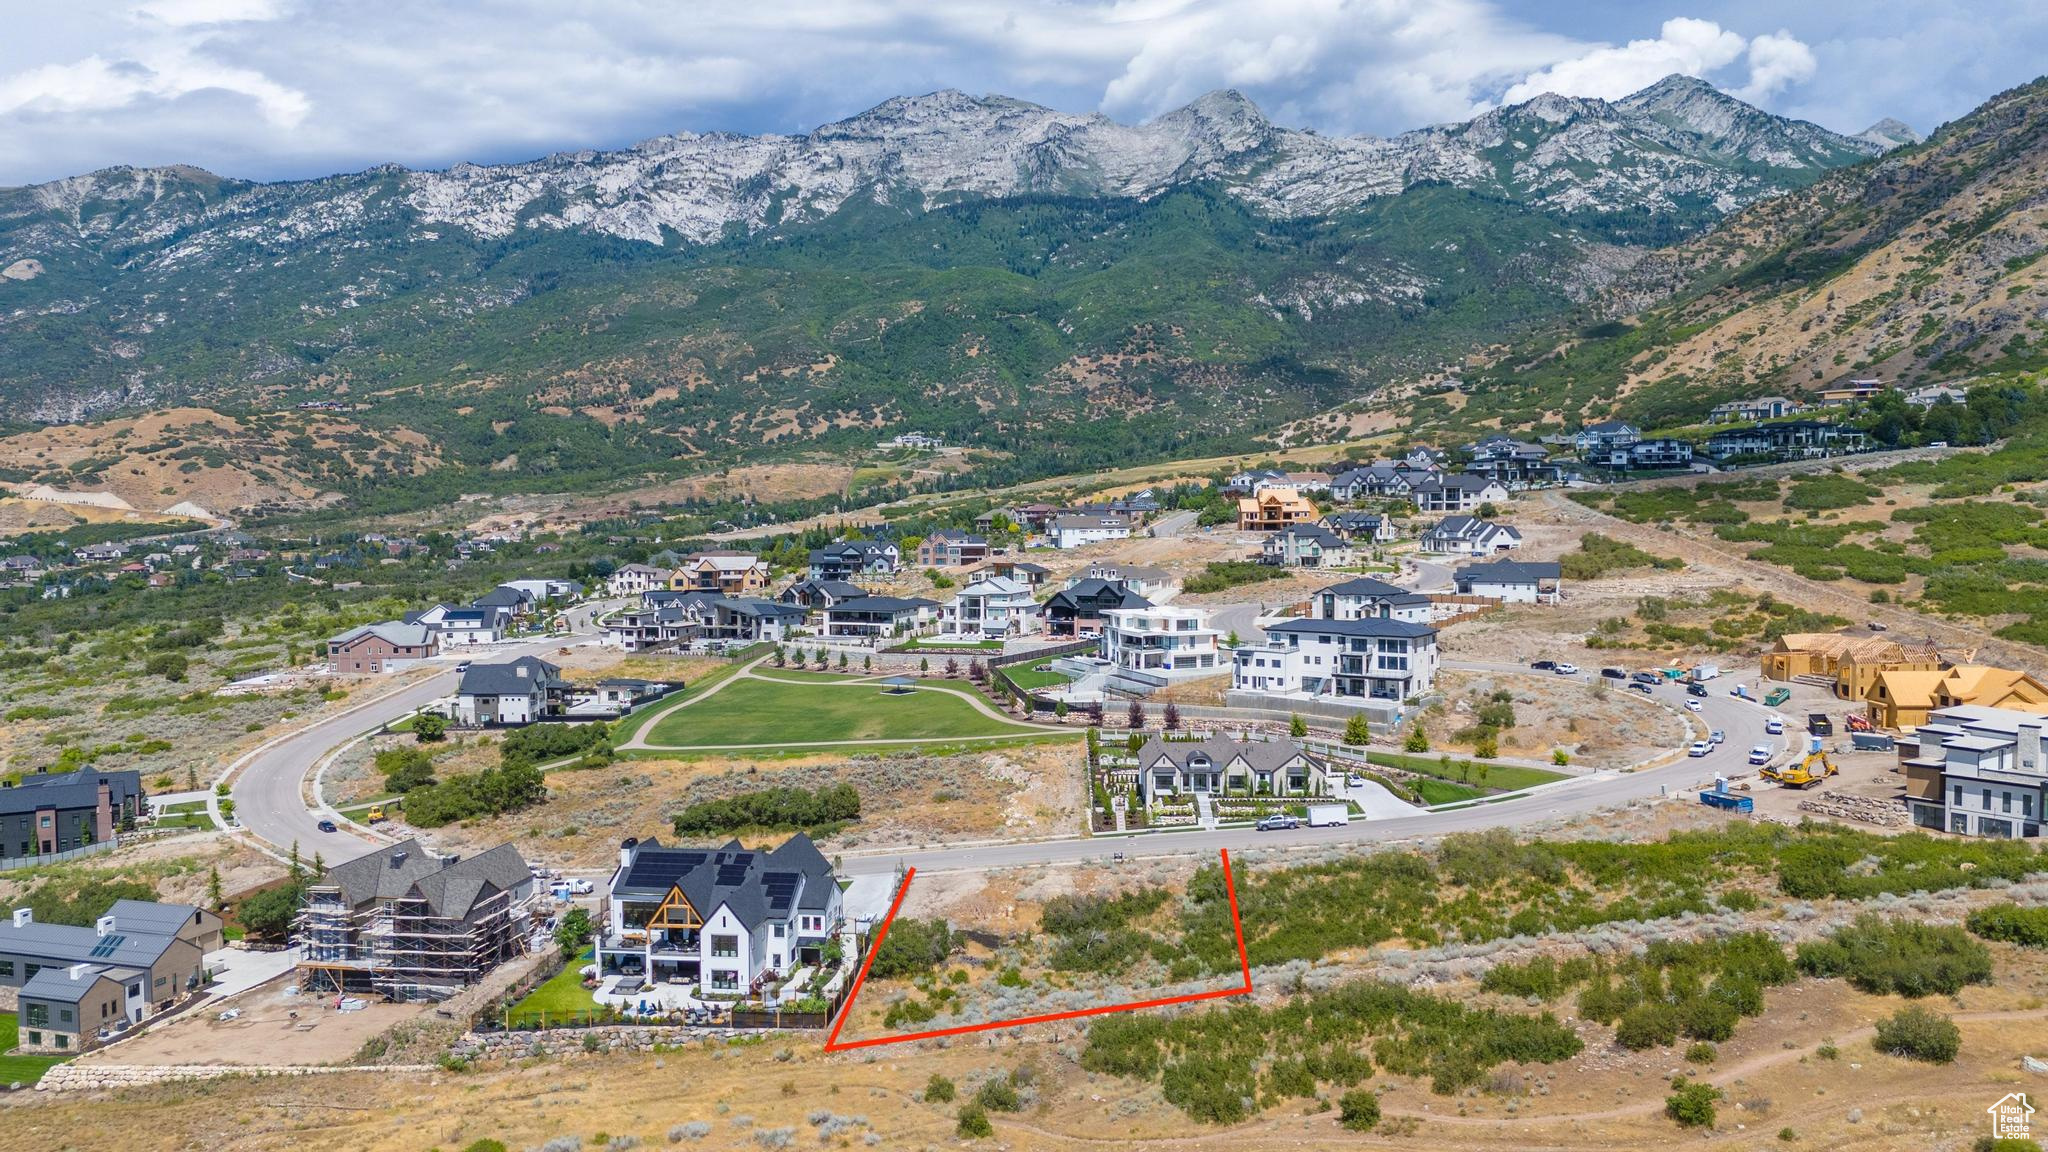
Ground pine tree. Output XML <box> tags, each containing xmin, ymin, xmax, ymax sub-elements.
<box><xmin>1162</xmin><ymin>702</ymin><xmax>1182</xmax><ymax>731</ymax></box>
<box><xmin>1126</xmin><ymin>699</ymin><xmax>1147</xmax><ymax>731</ymax></box>
<box><xmin>1289</xmin><ymin>714</ymin><xmax>1308</xmax><ymax>738</ymax></box>
<box><xmin>206</xmin><ymin>865</ymin><xmax>224</xmax><ymax>912</ymax></box>
<box><xmin>1343</xmin><ymin>712</ymin><xmax>1371</xmax><ymax>746</ymax></box>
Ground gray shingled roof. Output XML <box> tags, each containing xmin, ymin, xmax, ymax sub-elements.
<box><xmin>317</xmin><ymin>839</ymin><xmax>531</xmax><ymax>921</ymax></box>
<box><xmin>1137</xmin><ymin>735</ymin><xmax>1316</xmax><ymax>775</ymax></box>
<box><xmin>612</xmin><ymin>834</ymin><xmax>835</xmax><ymax>929</ymax></box>
<box><xmin>457</xmin><ymin>656</ymin><xmax>564</xmax><ymax>697</ymax></box>
<box><xmin>0</xmin><ymin>768</ymin><xmax>143</xmax><ymax>817</ymax></box>
<box><xmin>1456</xmin><ymin>560</ymin><xmax>1562</xmax><ymax>584</ymax></box>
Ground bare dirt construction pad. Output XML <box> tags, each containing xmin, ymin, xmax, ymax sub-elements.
<box><xmin>825</xmin><ymin>850</ymin><xmax>1251</xmax><ymax>1052</ymax></box>
<box><xmin>78</xmin><ymin>986</ymin><xmax>431</xmax><ymax>1067</ymax></box>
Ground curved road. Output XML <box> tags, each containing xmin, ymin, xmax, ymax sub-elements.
<box><xmin>227</xmin><ymin>603</ymin><xmax>613</xmax><ymax>865</ymax></box>
<box><xmin>837</xmin><ymin>665</ymin><xmax>1783</xmax><ymax>876</ymax></box>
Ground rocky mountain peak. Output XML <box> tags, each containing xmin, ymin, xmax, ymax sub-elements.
<box><xmin>1857</xmin><ymin>117</ymin><xmax>1921</xmax><ymax>148</ymax></box>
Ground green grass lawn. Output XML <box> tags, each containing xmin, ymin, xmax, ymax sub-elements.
<box><xmin>900</xmin><ymin>636</ymin><xmax>1004</xmax><ymax>651</ymax></box>
<box><xmin>0</xmin><ymin>1012</ymin><xmax>69</xmax><ymax>1086</ymax></box>
<box><xmin>1002</xmin><ymin>666</ymin><xmax>1074</xmax><ymax>692</ymax></box>
<box><xmin>505</xmin><ymin>950</ymin><xmax>601</xmax><ymax>1027</ymax></box>
<box><xmin>611</xmin><ymin>659</ymin><xmax>753</xmax><ymax>745</ymax></box>
<box><xmin>1413</xmin><ymin>779</ymin><xmax>1490</xmax><ymax>805</ymax></box>
<box><xmin>1366</xmin><ymin>752</ymin><xmax>1568</xmax><ymax>793</ymax></box>
<box><xmin>640</xmin><ymin>673</ymin><xmax>1055</xmax><ymax>749</ymax></box>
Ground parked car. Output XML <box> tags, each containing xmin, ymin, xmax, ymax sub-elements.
<box><xmin>1686</xmin><ymin>682</ymin><xmax>1709</xmax><ymax>697</ymax></box>
<box><xmin>1687</xmin><ymin>740</ymin><xmax>1711</xmax><ymax>757</ymax></box>
<box><xmin>1554</xmin><ymin>662</ymin><xmax>1579</xmax><ymax>675</ymax></box>
<box><xmin>1630</xmin><ymin>681</ymin><xmax>1655</xmax><ymax>695</ymax></box>
<box><xmin>1632</xmin><ymin>671</ymin><xmax>1663</xmax><ymax>685</ymax></box>
<box><xmin>1256</xmin><ymin>814</ymin><xmax>1300</xmax><ymax>832</ymax></box>
<box><xmin>1709</xmin><ymin>729</ymin><xmax>1726</xmax><ymax>745</ymax></box>
<box><xmin>1601</xmin><ymin>667</ymin><xmax>1628</xmax><ymax>680</ymax></box>
<box><xmin>1685</xmin><ymin>699</ymin><xmax>1703</xmax><ymax>713</ymax></box>
<box><xmin>1529</xmin><ymin>659</ymin><xmax>1556</xmax><ymax>671</ymax></box>
<box><xmin>455</xmin><ymin>660</ymin><xmax>472</xmax><ymax>671</ymax></box>
<box><xmin>1748</xmin><ymin>743</ymin><xmax>1774</xmax><ymax>765</ymax></box>
<box><xmin>316</xmin><ymin>819</ymin><xmax>338</xmax><ymax>833</ymax></box>
<box><xmin>1346</xmin><ymin>773</ymin><xmax>1365</xmax><ymax>788</ymax></box>
<box><xmin>1765</xmin><ymin>716</ymin><xmax>1786</xmax><ymax>735</ymax></box>
<box><xmin>1867</xmin><ymin>621</ymin><xmax>1888</xmax><ymax>631</ymax></box>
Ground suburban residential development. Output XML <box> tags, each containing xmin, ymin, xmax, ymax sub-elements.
<box><xmin>2</xmin><ymin>13</ymin><xmax>2047</xmax><ymax>1152</ymax></box>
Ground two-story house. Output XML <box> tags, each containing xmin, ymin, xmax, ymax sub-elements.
<box><xmin>606</xmin><ymin>564</ymin><xmax>674</xmax><ymax>597</ymax></box>
<box><xmin>915</xmin><ymin>530</ymin><xmax>989</xmax><ymax>569</ymax></box>
<box><xmin>1041</xmin><ymin>579</ymin><xmax>1151</xmax><ymax>639</ymax></box>
<box><xmin>1900</xmin><ymin>705</ymin><xmax>2048</xmax><ymax>839</ymax></box>
<box><xmin>1</xmin><ymin>768</ymin><xmax>144</xmax><ymax>860</ymax></box>
<box><xmin>1049</xmin><ymin>515</ymin><xmax>1131</xmax><ymax>550</ymax></box>
<box><xmin>942</xmin><ymin>577</ymin><xmax>1040</xmax><ymax>638</ymax></box>
<box><xmin>817</xmin><ymin>595</ymin><xmax>939</xmax><ymax>639</ymax></box>
<box><xmin>328</xmin><ymin>622</ymin><xmax>439</xmax><ymax>674</ymax></box>
<box><xmin>1242</xmin><ymin>617</ymin><xmax>1440</xmax><ymax>704</ymax></box>
<box><xmin>807</xmin><ymin>541</ymin><xmax>900</xmax><ymax>581</ymax></box>
<box><xmin>452</xmin><ymin>657</ymin><xmax>570</xmax><ymax>726</ymax></box>
<box><xmin>1260</xmin><ymin>523</ymin><xmax>1354</xmax><ymax>568</ymax></box>
<box><xmin>1410</xmin><ymin>475</ymin><xmax>1510</xmax><ymax>514</ymax></box>
<box><xmin>674</xmin><ymin>552</ymin><xmax>772</xmax><ymax>596</ymax></box>
<box><xmin>1237</xmin><ymin>487</ymin><xmax>1317</xmax><ymax>532</ymax></box>
<box><xmin>1311</xmin><ymin>576</ymin><xmax>1433</xmax><ymax>623</ymax></box>
<box><xmin>1573</xmin><ymin>420</ymin><xmax>1641</xmax><ymax>456</ymax></box>
<box><xmin>1320</xmin><ymin>511</ymin><xmax>1397</xmax><ymax>544</ymax></box>
<box><xmin>1101</xmin><ymin>605</ymin><xmax>1222</xmax><ymax>684</ymax></box>
<box><xmin>1462</xmin><ymin>436</ymin><xmax>1561</xmax><ymax>487</ymax></box>
<box><xmin>598</xmin><ymin>834</ymin><xmax>842</xmax><ymax>997</ymax></box>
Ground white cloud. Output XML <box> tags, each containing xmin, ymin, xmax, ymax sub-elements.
<box><xmin>0</xmin><ymin>2</ymin><xmax>2036</xmax><ymax>185</ymax></box>
<box><xmin>1498</xmin><ymin>17</ymin><xmax>1747</xmax><ymax>105</ymax></box>
<box><xmin>1734</xmin><ymin>30</ymin><xmax>1818</xmax><ymax>103</ymax></box>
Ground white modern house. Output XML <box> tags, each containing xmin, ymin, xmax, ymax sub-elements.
<box><xmin>943</xmin><ymin>576</ymin><xmax>1040</xmax><ymax>638</ymax></box>
<box><xmin>1233</xmin><ymin>617</ymin><xmax>1440</xmax><ymax>707</ymax></box>
<box><xmin>1453</xmin><ymin>559</ymin><xmax>1563</xmax><ymax>604</ymax></box>
<box><xmin>606</xmin><ymin>564</ymin><xmax>673</xmax><ymax>597</ymax></box>
<box><xmin>597</xmin><ymin>835</ymin><xmax>842</xmax><ymax>998</ymax></box>
<box><xmin>1133</xmin><ymin>735</ymin><xmax>1332</xmax><ymax>804</ymax></box>
<box><xmin>1101</xmin><ymin>604</ymin><xmax>1222</xmax><ymax>685</ymax></box>
<box><xmin>1051</xmin><ymin>515</ymin><xmax>1132</xmax><ymax>550</ymax></box>
<box><xmin>405</xmin><ymin>603</ymin><xmax>504</xmax><ymax>646</ymax></box>
<box><xmin>1419</xmin><ymin>516</ymin><xmax>1522</xmax><ymax>556</ymax></box>
<box><xmin>1901</xmin><ymin>705</ymin><xmax>2048</xmax><ymax>839</ymax></box>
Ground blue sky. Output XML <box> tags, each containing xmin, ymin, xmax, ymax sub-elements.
<box><xmin>2</xmin><ymin>0</ymin><xmax>2043</xmax><ymax>185</ymax></box>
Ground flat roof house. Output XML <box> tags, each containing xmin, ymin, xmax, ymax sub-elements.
<box><xmin>943</xmin><ymin>576</ymin><xmax>1040</xmax><ymax>638</ymax></box>
<box><xmin>598</xmin><ymin>834</ymin><xmax>842</xmax><ymax>998</ymax></box>
<box><xmin>1102</xmin><ymin>605</ymin><xmax>1222</xmax><ymax>687</ymax></box>
<box><xmin>1</xmin><ymin>768</ymin><xmax>144</xmax><ymax>862</ymax></box>
<box><xmin>1899</xmin><ymin>705</ymin><xmax>2047</xmax><ymax>839</ymax></box>
<box><xmin>1239</xmin><ymin>617</ymin><xmax>1440</xmax><ymax>707</ymax></box>
<box><xmin>818</xmin><ymin>595</ymin><xmax>939</xmax><ymax>638</ymax></box>
<box><xmin>296</xmin><ymin>840</ymin><xmax>535</xmax><ymax>1001</ymax></box>
<box><xmin>328</xmin><ymin>621</ymin><xmax>439</xmax><ymax>674</ymax></box>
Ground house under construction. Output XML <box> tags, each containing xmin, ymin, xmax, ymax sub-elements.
<box><xmin>295</xmin><ymin>839</ymin><xmax>536</xmax><ymax>1002</ymax></box>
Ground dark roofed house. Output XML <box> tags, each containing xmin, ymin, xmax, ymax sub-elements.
<box><xmin>1042</xmin><ymin>578</ymin><xmax>1150</xmax><ymax>638</ymax></box>
<box><xmin>1</xmin><ymin>768</ymin><xmax>144</xmax><ymax>861</ymax></box>
<box><xmin>1312</xmin><ymin>576</ymin><xmax>1433</xmax><ymax>623</ymax></box>
<box><xmin>1321</xmin><ymin>510</ymin><xmax>1397</xmax><ymax>543</ymax></box>
<box><xmin>1261</xmin><ymin>523</ymin><xmax>1353</xmax><ymax>568</ymax></box>
<box><xmin>599</xmin><ymin>833</ymin><xmax>842</xmax><ymax>995</ymax></box>
<box><xmin>453</xmin><ymin>656</ymin><xmax>570</xmax><ymax>725</ymax></box>
<box><xmin>818</xmin><ymin>595</ymin><xmax>939</xmax><ymax>638</ymax></box>
<box><xmin>776</xmin><ymin>579</ymin><xmax>868</xmax><ymax>610</ymax></box>
<box><xmin>296</xmin><ymin>839</ymin><xmax>534</xmax><ymax>1001</ymax></box>
<box><xmin>1134</xmin><ymin>735</ymin><xmax>1330</xmax><ymax>805</ymax></box>
<box><xmin>1454</xmin><ymin>559</ymin><xmax>1563</xmax><ymax>604</ymax></box>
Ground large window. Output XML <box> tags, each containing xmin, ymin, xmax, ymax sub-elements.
<box><xmin>710</xmin><ymin>934</ymin><xmax>739</xmax><ymax>958</ymax></box>
<box><xmin>710</xmin><ymin>969</ymin><xmax>739</xmax><ymax>991</ymax></box>
<box><xmin>24</xmin><ymin>1003</ymin><xmax>47</xmax><ymax>1027</ymax></box>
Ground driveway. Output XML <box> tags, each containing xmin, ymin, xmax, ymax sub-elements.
<box><xmin>203</xmin><ymin>946</ymin><xmax>300</xmax><ymax>1000</ymax></box>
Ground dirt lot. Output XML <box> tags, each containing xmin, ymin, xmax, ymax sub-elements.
<box><xmin>1424</xmin><ymin>667</ymin><xmax>1688</xmax><ymax>768</ymax></box>
<box><xmin>0</xmin><ymin>833</ymin><xmax>285</xmax><ymax>912</ymax></box>
<box><xmin>76</xmin><ymin>985</ymin><xmax>431</xmax><ymax>1068</ymax></box>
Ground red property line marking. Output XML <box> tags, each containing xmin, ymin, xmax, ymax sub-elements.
<box><xmin>823</xmin><ymin>849</ymin><xmax>1251</xmax><ymax>1053</ymax></box>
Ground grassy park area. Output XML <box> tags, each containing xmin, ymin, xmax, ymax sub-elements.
<box><xmin>1365</xmin><ymin>751</ymin><xmax>1569</xmax><ymax>794</ymax></box>
<box><xmin>0</xmin><ymin>1013</ymin><xmax>68</xmax><ymax>1086</ymax></box>
<box><xmin>638</xmin><ymin>671</ymin><xmax>1066</xmax><ymax>750</ymax></box>
<box><xmin>504</xmin><ymin>951</ymin><xmax>602</xmax><ymax>1028</ymax></box>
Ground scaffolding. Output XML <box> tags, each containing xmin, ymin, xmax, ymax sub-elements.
<box><xmin>294</xmin><ymin>883</ymin><xmax>528</xmax><ymax>1002</ymax></box>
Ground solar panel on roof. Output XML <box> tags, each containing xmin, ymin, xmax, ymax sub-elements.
<box><xmin>714</xmin><ymin>863</ymin><xmax>750</xmax><ymax>886</ymax></box>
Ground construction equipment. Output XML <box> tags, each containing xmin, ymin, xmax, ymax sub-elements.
<box><xmin>1761</xmin><ymin>737</ymin><xmax>1839</xmax><ymax>789</ymax></box>
<box><xmin>366</xmin><ymin>804</ymin><xmax>388</xmax><ymax>823</ymax></box>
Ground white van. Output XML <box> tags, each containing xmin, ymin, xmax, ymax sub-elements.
<box><xmin>1307</xmin><ymin>804</ymin><xmax>1351</xmax><ymax>828</ymax></box>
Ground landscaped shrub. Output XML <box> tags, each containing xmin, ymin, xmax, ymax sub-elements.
<box><xmin>670</xmin><ymin>783</ymin><xmax>861</xmax><ymax>837</ymax></box>
<box><xmin>1871</xmin><ymin>1005</ymin><xmax>1961</xmax><ymax>1063</ymax></box>
<box><xmin>1966</xmin><ymin>903</ymin><xmax>2048</xmax><ymax>948</ymax></box>
<box><xmin>1794</xmin><ymin>915</ymin><xmax>1993</xmax><ymax>997</ymax></box>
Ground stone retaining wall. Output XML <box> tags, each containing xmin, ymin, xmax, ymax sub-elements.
<box><xmin>36</xmin><ymin>1062</ymin><xmax>436</xmax><ymax>1092</ymax></box>
<box><xmin>455</xmin><ymin>1026</ymin><xmax>775</xmax><ymax>1061</ymax></box>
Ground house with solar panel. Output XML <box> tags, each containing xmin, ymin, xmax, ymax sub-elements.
<box><xmin>1</xmin><ymin>901</ymin><xmax>215</xmax><ymax>1042</ymax></box>
<box><xmin>598</xmin><ymin>834</ymin><xmax>841</xmax><ymax>998</ymax></box>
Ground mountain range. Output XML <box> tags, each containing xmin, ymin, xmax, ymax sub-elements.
<box><xmin>0</xmin><ymin>75</ymin><xmax>1927</xmax><ymax>514</ymax></box>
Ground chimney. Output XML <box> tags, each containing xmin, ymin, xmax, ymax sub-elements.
<box><xmin>68</xmin><ymin>963</ymin><xmax>90</xmax><ymax>981</ymax></box>
<box><xmin>10</xmin><ymin>908</ymin><xmax>29</xmax><ymax>927</ymax></box>
<box><xmin>389</xmin><ymin>849</ymin><xmax>408</xmax><ymax>868</ymax></box>
<box><xmin>96</xmin><ymin>914</ymin><xmax>116</xmax><ymax>937</ymax></box>
<box><xmin>516</xmin><ymin>664</ymin><xmax>529</xmax><ymax>678</ymax></box>
<box><xmin>2019</xmin><ymin>724</ymin><xmax>2042</xmax><ymax>772</ymax></box>
<box><xmin>620</xmin><ymin>836</ymin><xmax>639</xmax><ymax>872</ymax></box>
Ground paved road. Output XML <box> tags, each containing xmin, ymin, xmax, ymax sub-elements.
<box><xmin>1147</xmin><ymin>510</ymin><xmax>1199</xmax><ymax>538</ymax></box>
<box><xmin>228</xmin><ymin>603</ymin><xmax>613</xmax><ymax>865</ymax></box>
<box><xmin>1410</xmin><ymin>558</ymin><xmax>1454</xmax><ymax>592</ymax></box>
<box><xmin>838</xmin><ymin>667</ymin><xmax>1777</xmax><ymax>876</ymax></box>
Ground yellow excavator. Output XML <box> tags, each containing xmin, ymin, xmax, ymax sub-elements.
<box><xmin>1761</xmin><ymin>737</ymin><xmax>1839</xmax><ymax>789</ymax></box>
